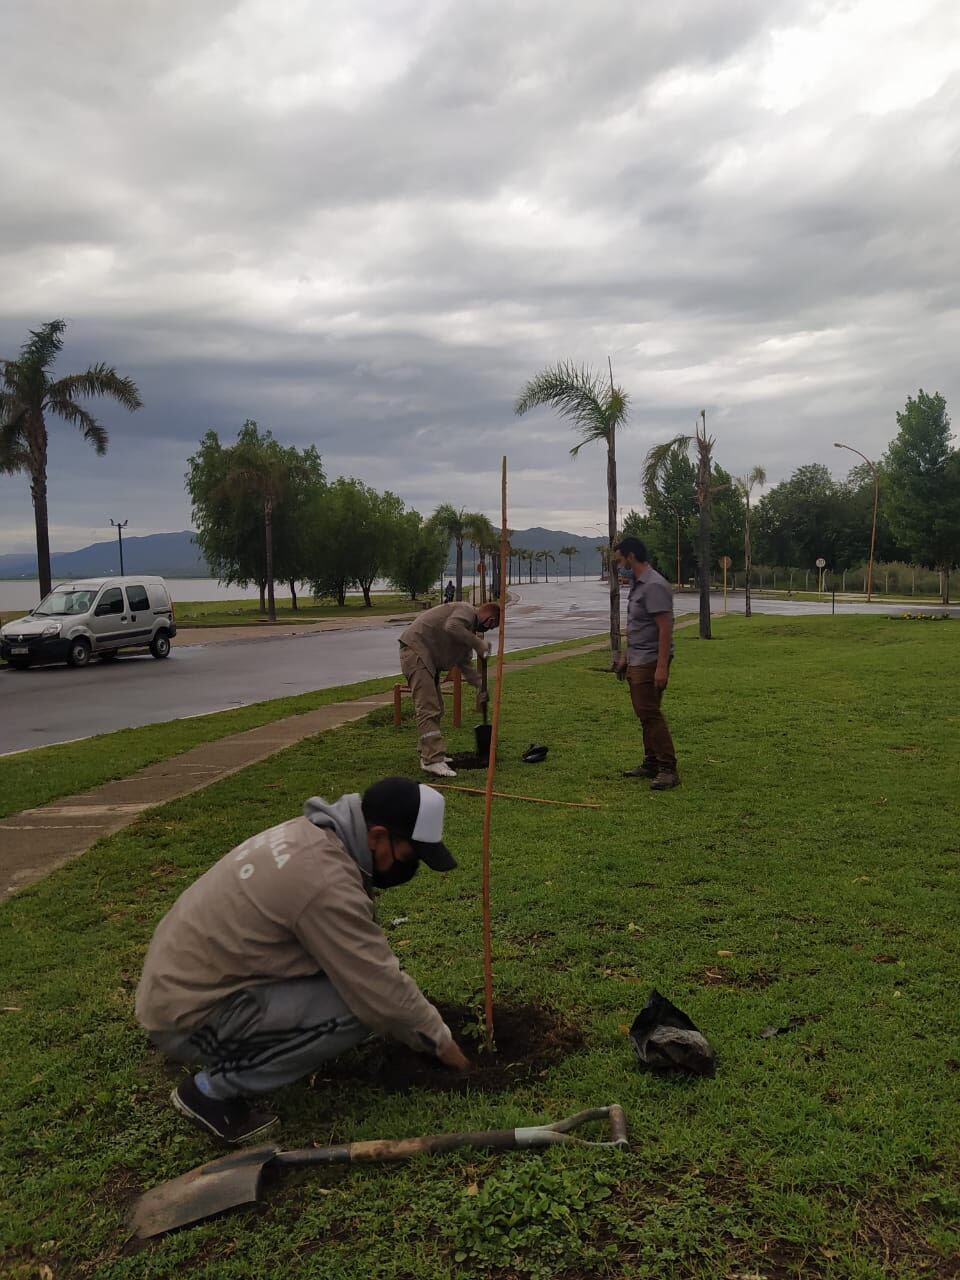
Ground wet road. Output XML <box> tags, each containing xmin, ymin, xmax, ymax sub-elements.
<box><xmin>1</xmin><ymin>580</ymin><xmax>954</xmax><ymax>754</ymax></box>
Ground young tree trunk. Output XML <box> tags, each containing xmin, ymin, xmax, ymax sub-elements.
<box><xmin>259</xmin><ymin>579</ymin><xmax>266</xmax><ymax>611</ymax></box>
<box><xmin>744</xmin><ymin>504</ymin><xmax>752</xmax><ymax>618</ymax></box>
<box><xmin>264</xmin><ymin>498</ymin><xmax>276</xmax><ymax>622</ymax></box>
<box><xmin>607</xmin><ymin>433</ymin><xmax>621</xmax><ymax>659</ymax></box>
<box><xmin>940</xmin><ymin>565</ymin><xmax>950</xmax><ymax>605</ymax></box>
<box><xmin>288</xmin><ymin>580</ymin><xmax>298</xmax><ymax>610</ymax></box>
<box><xmin>337</xmin><ymin>580</ymin><xmax>346</xmax><ymax>607</ymax></box>
<box><xmin>697</xmin><ymin>501</ymin><xmax>712</xmax><ymax>639</ymax></box>
<box><xmin>361</xmin><ymin>579</ymin><xmax>373</xmax><ymax>607</ymax></box>
<box><xmin>455</xmin><ymin>539</ymin><xmax>464</xmax><ymax>601</ymax></box>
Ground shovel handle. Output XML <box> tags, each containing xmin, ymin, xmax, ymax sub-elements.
<box><xmin>272</xmin><ymin>1106</ymin><xmax>628</xmax><ymax>1169</ymax></box>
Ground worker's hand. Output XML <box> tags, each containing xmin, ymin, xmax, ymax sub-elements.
<box><xmin>437</xmin><ymin>1038</ymin><xmax>471</xmax><ymax>1072</ymax></box>
<box><xmin>614</xmin><ymin>653</ymin><xmax>627</xmax><ymax>679</ymax></box>
<box><xmin>654</xmin><ymin>664</ymin><xmax>669</xmax><ymax>690</ymax></box>
<box><xmin>476</xmin><ymin>689</ymin><xmax>489</xmax><ymax>709</ymax></box>
<box><xmin>476</xmin><ymin>636</ymin><xmax>492</xmax><ymax>659</ymax></box>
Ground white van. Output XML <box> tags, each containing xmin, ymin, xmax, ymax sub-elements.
<box><xmin>0</xmin><ymin>577</ymin><xmax>177</xmax><ymax>669</ymax></box>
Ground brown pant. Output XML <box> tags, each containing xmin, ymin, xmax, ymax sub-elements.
<box><xmin>626</xmin><ymin>662</ymin><xmax>677</xmax><ymax>771</ymax></box>
<box><xmin>400</xmin><ymin>649</ymin><xmax>447</xmax><ymax>764</ymax></box>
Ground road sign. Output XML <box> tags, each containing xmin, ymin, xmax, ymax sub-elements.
<box><xmin>719</xmin><ymin>555</ymin><xmax>732</xmax><ymax>569</ymax></box>
<box><xmin>815</xmin><ymin>557</ymin><xmax>826</xmax><ymax>568</ymax></box>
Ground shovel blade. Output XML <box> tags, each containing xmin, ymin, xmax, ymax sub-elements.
<box><xmin>128</xmin><ymin>1144</ymin><xmax>280</xmax><ymax>1239</ymax></box>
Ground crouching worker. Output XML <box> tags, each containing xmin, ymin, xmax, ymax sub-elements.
<box><xmin>135</xmin><ymin>778</ymin><xmax>470</xmax><ymax>1144</ymax></box>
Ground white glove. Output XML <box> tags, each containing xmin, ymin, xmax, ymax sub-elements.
<box><xmin>476</xmin><ymin>636</ymin><xmax>492</xmax><ymax>658</ymax></box>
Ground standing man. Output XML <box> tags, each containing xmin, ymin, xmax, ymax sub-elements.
<box><xmin>399</xmin><ymin>599</ymin><xmax>500</xmax><ymax>778</ymax></box>
<box><xmin>614</xmin><ymin>536</ymin><xmax>680</xmax><ymax>790</ymax></box>
<box><xmin>136</xmin><ymin>777</ymin><xmax>470</xmax><ymax>1144</ymax></box>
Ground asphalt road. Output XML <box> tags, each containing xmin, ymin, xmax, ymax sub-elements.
<box><xmin>2</xmin><ymin>581</ymin><xmax>954</xmax><ymax>754</ymax></box>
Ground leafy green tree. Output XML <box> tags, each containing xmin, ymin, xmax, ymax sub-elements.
<box><xmin>388</xmin><ymin>510</ymin><xmax>448</xmax><ymax>600</ymax></box>
<box><xmin>559</xmin><ymin>544</ymin><xmax>578</xmax><ymax>580</ymax></box>
<box><xmin>516</xmin><ymin>360</ymin><xmax>629</xmax><ymax>658</ymax></box>
<box><xmin>735</xmin><ymin>466</ymin><xmax>766</xmax><ymax>617</ymax></box>
<box><xmin>644</xmin><ymin>412</ymin><xmax>722</xmax><ymax>639</ymax></box>
<box><xmin>187</xmin><ymin>422</ymin><xmax>323</xmax><ymax>620</ymax></box>
<box><xmin>639</xmin><ymin>439</ymin><xmax>697</xmax><ymax>587</ymax></box>
<box><xmin>883</xmin><ymin>390</ymin><xmax>960</xmax><ymax>604</ymax></box>
<box><xmin>753</xmin><ymin>463</ymin><xmax>867</xmax><ymax>577</ymax></box>
<box><xmin>304</xmin><ymin>478</ymin><xmax>399</xmax><ymax>607</ymax></box>
<box><xmin>0</xmin><ymin>319</ymin><xmax>142</xmax><ymax>598</ymax></box>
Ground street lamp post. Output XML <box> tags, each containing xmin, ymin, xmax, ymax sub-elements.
<box><xmin>834</xmin><ymin>443</ymin><xmax>879</xmax><ymax>603</ymax></box>
<box><xmin>110</xmin><ymin>518</ymin><xmax>128</xmax><ymax>575</ymax></box>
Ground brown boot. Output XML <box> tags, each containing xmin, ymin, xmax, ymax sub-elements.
<box><xmin>650</xmin><ymin>769</ymin><xmax>681</xmax><ymax>791</ymax></box>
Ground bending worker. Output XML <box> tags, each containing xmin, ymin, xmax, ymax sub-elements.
<box><xmin>135</xmin><ymin>777</ymin><xmax>470</xmax><ymax>1145</ymax></box>
<box><xmin>398</xmin><ymin>599</ymin><xmax>500</xmax><ymax>778</ymax></box>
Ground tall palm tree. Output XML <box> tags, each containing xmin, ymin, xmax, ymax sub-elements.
<box><xmin>429</xmin><ymin>505</ymin><xmax>488</xmax><ymax>601</ymax></box>
<box><xmin>464</xmin><ymin>513</ymin><xmax>496</xmax><ymax>602</ymax></box>
<box><xmin>559</xmin><ymin>544</ymin><xmax>578</xmax><ymax>580</ymax></box>
<box><xmin>0</xmin><ymin>319</ymin><xmax>142</xmax><ymax>598</ymax></box>
<box><xmin>735</xmin><ymin>466</ymin><xmax>766</xmax><ymax>618</ymax></box>
<box><xmin>216</xmin><ymin>435</ymin><xmax>290</xmax><ymax>622</ymax></box>
<box><xmin>643</xmin><ymin>411</ymin><xmax>722</xmax><ymax>639</ymax></box>
<box><xmin>516</xmin><ymin>360</ymin><xmax>629</xmax><ymax>658</ymax></box>
<box><xmin>537</xmin><ymin>549</ymin><xmax>556</xmax><ymax>581</ymax></box>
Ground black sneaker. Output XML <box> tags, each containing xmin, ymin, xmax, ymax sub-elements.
<box><xmin>650</xmin><ymin>769</ymin><xmax>681</xmax><ymax>791</ymax></box>
<box><xmin>171</xmin><ymin>1077</ymin><xmax>279</xmax><ymax>1145</ymax></box>
<box><xmin>622</xmin><ymin>762</ymin><xmax>658</xmax><ymax>779</ymax></box>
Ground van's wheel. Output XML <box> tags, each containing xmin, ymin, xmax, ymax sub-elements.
<box><xmin>150</xmin><ymin>631</ymin><xmax>172</xmax><ymax>659</ymax></box>
<box><xmin>66</xmin><ymin>637</ymin><xmax>92</xmax><ymax>668</ymax></box>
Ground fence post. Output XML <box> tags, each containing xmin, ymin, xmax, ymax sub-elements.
<box><xmin>452</xmin><ymin>665</ymin><xmax>462</xmax><ymax>728</ymax></box>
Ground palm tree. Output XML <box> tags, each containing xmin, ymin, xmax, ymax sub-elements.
<box><xmin>643</xmin><ymin>411</ymin><xmax>722</xmax><ymax>639</ymax></box>
<box><xmin>559</xmin><ymin>544</ymin><xmax>578</xmax><ymax>580</ymax></box>
<box><xmin>429</xmin><ymin>505</ymin><xmax>489</xmax><ymax>602</ymax></box>
<box><xmin>516</xmin><ymin>360</ymin><xmax>629</xmax><ymax>658</ymax></box>
<box><xmin>735</xmin><ymin>466</ymin><xmax>766</xmax><ymax>617</ymax></box>
<box><xmin>464</xmin><ymin>513</ymin><xmax>496</xmax><ymax>602</ymax></box>
<box><xmin>536</xmin><ymin>549</ymin><xmax>556</xmax><ymax>582</ymax></box>
<box><xmin>216</xmin><ymin>435</ymin><xmax>291</xmax><ymax>622</ymax></box>
<box><xmin>0</xmin><ymin>319</ymin><xmax>142</xmax><ymax>598</ymax></box>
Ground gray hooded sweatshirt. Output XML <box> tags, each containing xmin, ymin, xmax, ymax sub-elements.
<box><xmin>135</xmin><ymin>794</ymin><xmax>452</xmax><ymax>1054</ymax></box>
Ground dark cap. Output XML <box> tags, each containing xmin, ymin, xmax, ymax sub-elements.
<box><xmin>361</xmin><ymin>777</ymin><xmax>456</xmax><ymax>871</ymax></box>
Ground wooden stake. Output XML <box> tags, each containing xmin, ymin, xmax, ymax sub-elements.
<box><xmin>480</xmin><ymin>457</ymin><xmax>509</xmax><ymax>1052</ymax></box>
<box><xmin>433</xmin><ymin>784</ymin><xmax>602</xmax><ymax>810</ymax></box>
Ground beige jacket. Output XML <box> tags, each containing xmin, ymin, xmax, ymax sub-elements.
<box><xmin>399</xmin><ymin>602</ymin><xmax>485</xmax><ymax>686</ymax></box>
<box><xmin>135</xmin><ymin>813</ymin><xmax>452</xmax><ymax>1054</ymax></box>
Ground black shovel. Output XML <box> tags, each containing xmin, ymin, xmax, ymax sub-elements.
<box><xmin>474</xmin><ymin>655</ymin><xmax>492</xmax><ymax>763</ymax></box>
<box><xmin>129</xmin><ymin>1105</ymin><xmax>628</xmax><ymax>1239</ymax></box>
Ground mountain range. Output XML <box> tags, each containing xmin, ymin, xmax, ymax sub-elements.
<box><xmin>0</xmin><ymin>528</ymin><xmax>608</xmax><ymax>580</ymax></box>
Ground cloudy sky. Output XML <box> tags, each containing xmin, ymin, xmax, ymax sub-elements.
<box><xmin>2</xmin><ymin>0</ymin><xmax>958</xmax><ymax>554</ymax></box>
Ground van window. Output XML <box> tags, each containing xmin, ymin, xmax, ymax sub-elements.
<box><xmin>96</xmin><ymin>588</ymin><xmax>124</xmax><ymax>616</ymax></box>
<box><xmin>126</xmin><ymin>585</ymin><xmax>150</xmax><ymax>612</ymax></box>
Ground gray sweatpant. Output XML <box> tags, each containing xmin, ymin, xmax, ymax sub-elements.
<box><xmin>149</xmin><ymin>975</ymin><xmax>369</xmax><ymax>1099</ymax></box>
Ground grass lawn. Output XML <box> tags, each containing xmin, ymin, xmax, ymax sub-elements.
<box><xmin>170</xmin><ymin>593</ymin><xmax>422</xmax><ymax>627</ymax></box>
<box><xmin>2</xmin><ymin>616</ymin><xmax>958</xmax><ymax>1279</ymax></box>
<box><xmin>0</xmin><ymin>636</ymin><xmax>602</xmax><ymax>819</ymax></box>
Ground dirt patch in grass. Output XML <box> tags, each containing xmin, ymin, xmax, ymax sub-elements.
<box><xmin>312</xmin><ymin>1003</ymin><xmax>584</xmax><ymax>1094</ymax></box>
<box><xmin>448</xmin><ymin>751</ymin><xmax>489</xmax><ymax>770</ymax></box>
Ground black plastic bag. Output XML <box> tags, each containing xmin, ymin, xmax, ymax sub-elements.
<box><xmin>629</xmin><ymin>990</ymin><xmax>716</xmax><ymax>1076</ymax></box>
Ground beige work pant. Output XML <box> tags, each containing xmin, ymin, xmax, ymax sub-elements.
<box><xmin>400</xmin><ymin>649</ymin><xmax>447</xmax><ymax>764</ymax></box>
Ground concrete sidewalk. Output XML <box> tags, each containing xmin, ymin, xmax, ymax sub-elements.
<box><xmin>1</xmin><ymin>639</ymin><xmax>609</xmax><ymax>901</ymax></box>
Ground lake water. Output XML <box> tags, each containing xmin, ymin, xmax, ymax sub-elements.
<box><xmin>0</xmin><ymin>577</ymin><xmax>403</xmax><ymax>613</ymax></box>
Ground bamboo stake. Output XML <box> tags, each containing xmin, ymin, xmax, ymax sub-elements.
<box><xmin>433</xmin><ymin>784</ymin><xmax>602</xmax><ymax>810</ymax></box>
<box><xmin>480</xmin><ymin>457</ymin><xmax>509</xmax><ymax>1052</ymax></box>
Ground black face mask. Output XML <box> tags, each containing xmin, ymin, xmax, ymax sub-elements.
<box><xmin>370</xmin><ymin>836</ymin><xmax>420</xmax><ymax>890</ymax></box>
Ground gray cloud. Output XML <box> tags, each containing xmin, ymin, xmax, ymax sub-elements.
<box><xmin>1</xmin><ymin>0</ymin><xmax>958</xmax><ymax>553</ymax></box>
